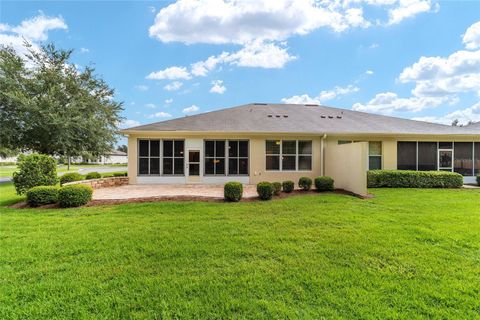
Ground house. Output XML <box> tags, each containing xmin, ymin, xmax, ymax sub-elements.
<box><xmin>84</xmin><ymin>150</ymin><xmax>128</xmax><ymax>165</ymax></box>
<box><xmin>120</xmin><ymin>103</ymin><xmax>480</xmax><ymax>196</ymax></box>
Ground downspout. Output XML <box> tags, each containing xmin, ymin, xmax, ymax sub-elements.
<box><xmin>321</xmin><ymin>133</ymin><xmax>327</xmax><ymax>176</ymax></box>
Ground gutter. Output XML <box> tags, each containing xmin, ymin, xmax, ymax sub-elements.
<box><xmin>321</xmin><ymin>133</ymin><xmax>327</xmax><ymax>176</ymax></box>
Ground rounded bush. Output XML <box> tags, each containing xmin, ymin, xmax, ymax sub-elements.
<box><xmin>272</xmin><ymin>182</ymin><xmax>282</xmax><ymax>196</ymax></box>
<box><xmin>12</xmin><ymin>154</ymin><xmax>58</xmax><ymax>195</ymax></box>
<box><xmin>85</xmin><ymin>172</ymin><xmax>101</xmax><ymax>180</ymax></box>
<box><xmin>224</xmin><ymin>182</ymin><xmax>243</xmax><ymax>202</ymax></box>
<box><xmin>257</xmin><ymin>182</ymin><xmax>274</xmax><ymax>200</ymax></box>
<box><xmin>113</xmin><ymin>172</ymin><xmax>127</xmax><ymax>177</ymax></box>
<box><xmin>315</xmin><ymin>176</ymin><xmax>334</xmax><ymax>192</ymax></box>
<box><xmin>298</xmin><ymin>177</ymin><xmax>312</xmax><ymax>191</ymax></box>
<box><xmin>60</xmin><ymin>172</ymin><xmax>84</xmax><ymax>185</ymax></box>
<box><xmin>26</xmin><ymin>186</ymin><xmax>59</xmax><ymax>207</ymax></box>
<box><xmin>282</xmin><ymin>180</ymin><xmax>294</xmax><ymax>193</ymax></box>
<box><xmin>58</xmin><ymin>185</ymin><xmax>93</xmax><ymax>208</ymax></box>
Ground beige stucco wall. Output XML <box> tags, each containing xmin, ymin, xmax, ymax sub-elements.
<box><xmin>324</xmin><ymin>142</ymin><xmax>368</xmax><ymax>196</ymax></box>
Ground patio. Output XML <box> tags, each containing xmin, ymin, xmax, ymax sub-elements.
<box><xmin>92</xmin><ymin>184</ymin><xmax>258</xmax><ymax>200</ymax></box>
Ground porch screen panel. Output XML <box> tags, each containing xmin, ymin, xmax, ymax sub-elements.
<box><xmin>475</xmin><ymin>142</ymin><xmax>480</xmax><ymax>175</ymax></box>
<box><xmin>204</xmin><ymin>140</ymin><xmax>225</xmax><ymax>175</ymax></box>
<box><xmin>138</xmin><ymin>139</ymin><xmax>160</xmax><ymax>175</ymax></box>
<box><xmin>228</xmin><ymin>140</ymin><xmax>249</xmax><ymax>175</ymax></box>
<box><xmin>454</xmin><ymin>142</ymin><xmax>473</xmax><ymax>176</ymax></box>
<box><xmin>163</xmin><ymin>140</ymin><xmax>184</xmax><ymax>175</ymax></box>
<box><xmin>417</xmin><ymin>142</ymin><xmax>437</xmax><ymax>171</ymax></box>
<box><xmin>397</xmin><ymin>142</ymin><xmax>417</xmax><ymax>170</ymax></box>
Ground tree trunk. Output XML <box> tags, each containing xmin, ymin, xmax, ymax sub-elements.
<box><xmin>68</xmin><ymin>156</ymin><xmax>71</xmax><ymax>171</ymax></box>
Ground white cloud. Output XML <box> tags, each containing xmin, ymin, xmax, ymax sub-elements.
<box><xmin>147</xmin><ymin>111</ymin><xmax>172</xmax><ymax>118</ymax></box>
<box><xmin>399</xmin><ymin>49</ymin><xmax>480</xmax><ymax>97</ymax></box>
<box><xmin>210</xmin><ymin>80</ymin><xmax>226</xmax><ymax>94</ymax></box>
<box><xmin>366</xmin><ymin>70</ymin><xmax>374</xmax><ymax>75</ymax></box>
<box><xmin>182</xmin><ymin>105</ymin><xmax>199</xmax><ymax>114</ymax></box>
<box><xmin>120</xmin><ymin>119</ymin><xmax>141</xmax><ymax>128</ymax></box>
<box><xmin>135</xmin><ymin>85</ymin><xmax>149</xmax><ymax>91</ymax></box>
<box><xmin>165</xmin><ymin>98</ymin><xmax>173</xmax><ymax>104</ymax></box>
<box><xmin>412</xmin><ymin>102</ymin><xmax>480</xmax><ymax>125</ymax></box>
<box><xmin>80</xmin><ymin>47</ymin><xmax>89</xmax><ymax>53</ymax></box>
<box><xmin>352</xmin><ymin>91</ymin><xmax>451</xmax><ymax>113</ymax></box>
<box><xmin>463</xmin><ymin>21</ymin><xmax>480</xmax><ymax>50</ymax></box>
<box><xmin>145</xmin><ymin>103</ymin><xmax>157</xmax><ymax>108</ymax></box>
<box><xmin>0</xmin><ymin>14</ymin><xmax>67</xmax><ymax>56</ymax></box>
<box><xmin>387</xmin><ymin>0</ymin><xmax>433</xmax><ymax>25</ymax></box>
<box><xmin>163</xmin><ymin>81</ymin><xmax>183</xmax><ymax>91</ymax></box>
<box><xmin>149</xmin><ymin>0</ymin><xmax>431</xmax><ymax>46</ymax></box>
<box><xmin>146</xmin><ymin>66</ymin><xmax>191</xmax><ymax>80</ymax></box>
<box><xmin>226</xmin><ymin>41</ymin><xmax>296</xmax><ymax>68</ymax></box>
<box><xmin>282</xmin><ymin>85</ymin><xmax>359</xmax><ymax>104</ymax></box>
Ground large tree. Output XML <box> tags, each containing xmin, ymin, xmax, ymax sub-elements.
<box><xmin>0</xmin><ymin>42</ymin><xmax>123</xmax><ymax>159</ymax></box>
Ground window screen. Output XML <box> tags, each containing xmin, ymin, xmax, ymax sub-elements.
<box><xmin>454</xmin><ymin>142</ymin><xmax>473</xmax><ymax>176</ymax></box>
<box><xmin>397</xmin><ymin>142</ymin><xmax>417</xmax><ymax>170</ymax></box>
<box><xmin>417</xmin><ymin>142</ymin><xmax>437</xmax><ymax>171</ymax></box>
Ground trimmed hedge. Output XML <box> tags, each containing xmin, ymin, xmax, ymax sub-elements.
<box><xmin>315</xmin><ymin>176</ymin><xmax>334</xmax><ymax>192</ymax></box>
<box><xmin>282</xmin><ymin>180</ymin><xmax>294</xmax><ymax>193</ymax></box>
<box><xmin>113</xmin><ymin>172</ymin><xmax>127</xmax><ymax>177</ymax></box>
<box><xmin>224</xmin><ymin>182</ymin><xmax>243</xmax><ymax>202</ymax></box>
<box><xmin>60</xmin><ymin>172</ymin><xmax>84</xmax><ymax>185</ymax></box>
<box><xmin>85</xmin><ymin>172</ymin><xmax>101</xmax><ymax>180</ymax></box>
<box><xmin>298</xmin><ymin>177</ymin><xmax>312</xmax><ymax>191</ymax></box>
<box><xmin>58</xmin><ymin>185</ymin><xmax>93</xmax><ymax>208</ymax></box>
<box><xmin>367</xmin><ymin>170</ymin><xmax>463</xmax><ymax>188</ymax></box>
<box><xmin>26</xmin><ymin>186</ymin><xmax>59</xmax><ymax>207</ymax></box>
<box><xmin>257</xmin><ymin>182</ymin><xmax>274</xmax><ymax>200</ymax></box>
<box><xmin>272</xmin><ymin>182</ymin><xmax>282</xmax><ymax>196</ymax></box>
<box><xmin>12</xmin><ymin>154</ymin><xmax>58</xmax><ymax>195</ymax></box>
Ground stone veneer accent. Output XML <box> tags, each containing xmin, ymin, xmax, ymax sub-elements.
<box><xmin>63</xmin><ymin>177</ymin><xmax>129</xmax><ymax>189</ymax></box>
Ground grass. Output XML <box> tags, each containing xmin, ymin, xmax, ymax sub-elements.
<box><xmin>0</xmin><ymin>187</ymin><xmax>479</xmax><ymax>319</ymax></box>
<box><xmin>0</xmin><ymin>164</ymin><xmax>127</xmax><ymax>179</ymax></box>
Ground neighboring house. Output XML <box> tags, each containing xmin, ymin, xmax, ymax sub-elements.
<box><xmin>84</xmin><ymin>150</ymin><xmax>128</xmax><ymax>165</ymax></box>
<box><xmin>120</xmin><ymin>103</ymin><xmax>480</xmax><ymax>196</ymax></box>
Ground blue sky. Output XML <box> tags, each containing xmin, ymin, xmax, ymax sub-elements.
<box><xmin>1</xmin><ymin>0</ymin><xmax>480</xmax><ymax>134</ymax></box>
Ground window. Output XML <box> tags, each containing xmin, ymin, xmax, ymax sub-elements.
<box><xmin>368</xmin><ymin>141</ymin><xmax>382</xmax><ymax>170</ymax></box>
<box><xmin>204</xmin><ymin>140</ymin><xmax>225</xmax><ymax>175</ymax></box>
<box><xmin>138</xmin><ymin>139</ymin><xmax>160</xmax><ymax>175</ymax></box>
<box><xmin>205</xmin><ymin>140</ymin><xmax>249</xmax><ymax>175</ymax></box>
<box><xmin>163</xmin><ymin>140</ymin><xmax>184</xmax><ymax>175</ymax></box>
<box><xmin>266</xmin><ymin>140</ymin><xmax>280</xmax><ymax>171</ymax></box>
<box><xmin>228</xmin><ymin>140</ymin><xmax>249</xmax><ymax>175</ymax></box>
<box><xmin>266</xmin><ymin>140</ymin><xmax>312</xmax><ymax>171</ymax></box>
<box><xmin>475</xmin><ymin>142</ymin><xmax>480</xmax><ymax>175</ymax></box>
<box><xmin>418</xmin><ymin>142</ymin><xmax>437</xmax><ymax>171</ymax></box>
<box><xmin>454</xmin><ymin>142</ymin><xmax>473</xmax><ymax>176</ymax></box>
<box><xmin>397</xmin><ymin>142</ymin><xmax>417</xmax><ymax>170</ymax></box>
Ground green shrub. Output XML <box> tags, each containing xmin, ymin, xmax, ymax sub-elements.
<box><xmin>282</xmin><ymin>180</ymin><xmax>294</xmax><ymax>193</ymax></box>
<box><xmin>272</xmin><ymin>182</ymin><xmax>282</xmax><ymax>196</ymax></box>
<box><xmin>257</xmin><ymin>182</ymin><xmax>274</xmax><ymax>200</ymax></box>
<box><xmin>224</xmin><ymin>182</ymin><xmax>243</xmax><ymax>202</ymax></box>
<box><xmin>113</xmin><ymin>172</ymin><xmax>127</xmax><ymax>177</ymax></box>
<box><xmin>477</xmin><ymin>175</ymin><xmax>480</xmax><ymax>186</ymax></box>
<box><xmin>58</xmin><ymin>185</ymin><xmax>93</xmax><ymax>208</ymax></box>
<box><xmin>85</xmin><ymin>172</ymin><xmax>101</xmax><ymax>180</ymax></box>
<box><xmin>26</xmin><ymin>186</ymin><xmax>59</xmax><ymax>207</ymax></box>
<box><xmin>12</xmin><ymin>154</ymin><xmax>58</xmax><ymax>195</ymax></box>
<box><xmin>367</xmin><ymin>170</ymin><xmax>463</xmax><ymax>188</ymax></box>
<box><xmin>315</xmin><ymin>176</ymin><xmax>334</xmax><ymax>192</ymax></box>
<box><xmin>103</xmin><ymin>174</ymin><xmax>114</xmax><ymax>178</ymax></box>
<box><xmin>60</xmin><ymin>172</ymin><xmax>84</xmax><ymax>185</ymax></box>
<box><xmin>298</xmin><ymin>177</ymin><xmax>312</xmax><ymax>191</ymax></box>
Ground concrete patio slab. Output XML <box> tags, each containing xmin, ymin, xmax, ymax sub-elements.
<box><xmin>93</xmin><ymin>184</ymin><xmax>258</xmax><ymax>200</ymax></box>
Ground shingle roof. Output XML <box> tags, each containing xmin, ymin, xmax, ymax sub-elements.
<box><xmin>122</xmin><ymin>103</ymin><xmax>480</xmax><ymax>136</ymax></box>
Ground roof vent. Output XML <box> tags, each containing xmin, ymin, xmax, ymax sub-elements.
<box><xmin>328</xmin><ymin>116</ymin><xmax>334</xmax><ymax>119</ymax></box>
<box><xmin>337</xmin><ymin>116</ymin><xmax>342</xmax><ymax>119</ymax></box>
<box><xmin>276</xmin><ymin>115</ymin><xmax>281</xmax><ymax>118</ymax></box>
<box><xmin>267</xmin><ymin>114</ymin><xmax>273</xmax><ymax>118</ymax></box>
<box><xmin>321</xmin><ymin>115</ymin><xmax>326</xmax><ymax>118</ymax></box>
<box><xmin>283</xmin><ymin>115</ymin><xmax>288</xmax><ymax>118</ymax></box>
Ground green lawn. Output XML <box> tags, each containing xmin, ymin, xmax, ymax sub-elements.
<box><xmin>0</xmin><ymin>187</ymin><xmax>479</xmax><ymax>319</ymax></box>
<box><xmin>0</xmin><ymin>164</ymin><xmax>127</xmax><ymax>178</ymax></box>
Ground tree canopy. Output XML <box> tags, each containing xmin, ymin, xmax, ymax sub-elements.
<box><xmin>0</xmin><ymin>42</ymin><xmax>123</xmax><ymax>158</ymax></box>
